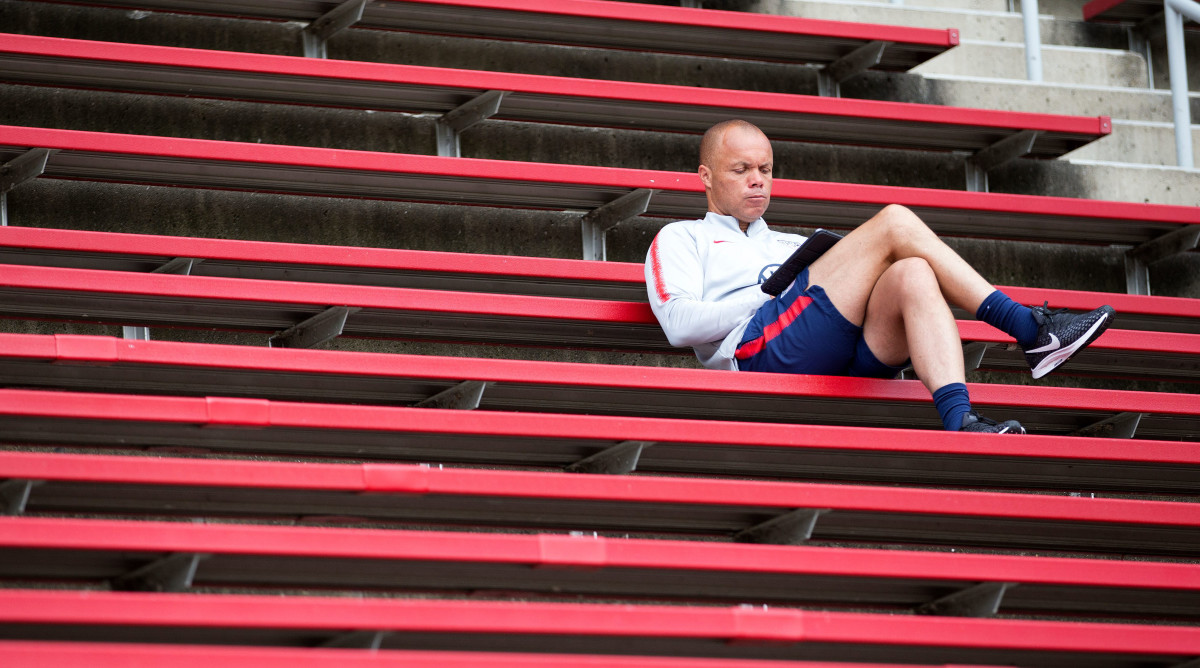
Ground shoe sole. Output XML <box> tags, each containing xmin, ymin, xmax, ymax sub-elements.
<box><xmin>1030</xmin><ymin>307</ymin><xmax>1114</xmax><ymax>380</ymax></box>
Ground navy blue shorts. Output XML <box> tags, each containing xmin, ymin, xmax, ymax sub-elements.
<box><xmin>736</xmin><ymin>268</ymin><xmax>906</xmax><ymax>378</ymax></box>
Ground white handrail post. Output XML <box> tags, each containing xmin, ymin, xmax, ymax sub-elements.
<box><xmin>1020</xmin><ymin>0</ymin><xmax>1044</xmax><ymax>82</ymax></box>
<box><xmin>1165</xmin><ymin>0</ymin><xmax>1197</xmax><ymax>169</ymax></box>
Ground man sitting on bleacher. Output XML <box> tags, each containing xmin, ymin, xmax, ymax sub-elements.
<box><xmin>645</xmin><ymin>119</ymin><xmax>1115</xmax><ymax>434</ymax></box>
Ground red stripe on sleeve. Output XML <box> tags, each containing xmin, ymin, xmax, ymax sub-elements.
<box><xmin>648</xmin><ymin>236</ymin><xmax>671</xmax><ymax>304</ymax></box>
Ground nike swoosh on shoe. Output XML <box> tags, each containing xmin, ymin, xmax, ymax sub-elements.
<box><xmin>1026</xmin><ymin>333</ymin><xmax>1061</xmax><ymax>354</ymax></box>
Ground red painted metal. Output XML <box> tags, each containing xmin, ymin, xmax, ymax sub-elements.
<box><xmin>0</xmin><ymin>641</ymin><xmax>998</xmax><ymax>668</ymax></box>
<box><xmin>1</xmin><ymin>450</ymin><xmax>1196</xmax><ymax>526</ymax></box>
<box><xmin>390</xmin><ymin>0</ymin><xmax>957</xmax><ymax>46</ymax></box>
<box><xmin>0</xmin><ymin>226</ymin><xmax>1196</xmax><ymax>323</ymax></box>
<box><xmin>0</xmin><ymin>387</ymin><xmax>1198</xmax><ymax>467</ymax></box>
<box><xmin>0</xmin><ymin>263</ymin><xmax>655</xmax><ymax>323</ymax></box>
<box><xmin>0</xmin><ymin>263</ymin><xmax>1192</xmax><ymax>360</ymax></box>
<box><xmin>1</xmin><ymin>515</ymin><xmax>1198</xmax><ymax>590</ymax></box>
<box><xmin>0</xmin><ymin>34</ymin><xmax>1103</xmax><ymax>136</ymax></box>
<box><xmin>2</xmin><ymin>125</ymin><xmax>1197</xmax><ymax>225</ymax></box>
<box><xmin>0</xmin><ymin>223</ymin><xmax>642</xmax><ymax>284</ymax></box>
<box><xmin>2</xmin><ymin>588</ymin><xmax>1200</xmax><ymax>653</ymax></box>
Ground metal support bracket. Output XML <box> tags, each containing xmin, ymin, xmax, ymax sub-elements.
<box><xmin>435</xmin><ymin>90</ymin><xmax>508</xmax><ymax>157</ymax></box>
<box><xmin>269</xmin><ymin>306</ymin><xmax>360</xmax><ymax>348</ymax></box>
<box><xmin>1</xmin><ymin>148</ymin><xmax>53</xmax><ymax>227</ymax></box>
<box><xmin>1124</xmin><ymin>225</ymin><xmax>1200</xmax><ymax>295</ymax></box>
<box><xmin>413</xmin><ymin>380</ymin><xmax>490</xmax><ymax>410</ymax></box>
<box><xmin>301</xmin><ymin>0</ymin><xmax>367</xmax><ymax>58</ymax></box>
<box><xmin>962</xmin><ymin>341</ymin><xmax>988</xmax><ymax>372</ymax></box>
<box><xmin>0</xmin><ymin>479</ymin><xmax>40</xmax><ymax>515</ymax></box>
<box><xmin>818</xmin><ymin>41</ymin><xmax>888</xmax><ymax>97</ymax></box>
<box><xmin>565</xmin><ymin>440</ymin><xmax>653</xmax><ymax>475</ymax></box>
<box><xmin>1073</xmin><ymin>411</ymin><xmax>1144</xmax><ymax>439</ymax></box>
<box><xmin>965</xmin><ymin>130</ymin><xmax>1040</xmax><ymax>192</ymax></box>
<box><xmin>733</xmin><ymin>508</ymin><xmax>829</xmax><ymax>545</ymax></box>
<box><xmin>154</xmin><ymin>257</ymin><xmax>201</xmax><ymax>275</ymax></box>
<box><xmin>322</xmin><ymin>630</ymin><xmax>388</xmax><ymax>649</ymax></box>
<box><xmin>111</xmin><ymin>552</ymin><xmax>208</xmax><ymax>592</ymax></box>
<box><xmin>124</xmin><ymin>257</ymin><xmax>201</xmax><ymax>341</ymax></box>
<box><xmin>917</xmin><ymin>581</ymin><xmax>1014</xmax><ymax>617</ymax></box>
<box><xmin>581</xmin><ymin>188</ymin><xmax>656</xmax><ymax>261</ymax></box>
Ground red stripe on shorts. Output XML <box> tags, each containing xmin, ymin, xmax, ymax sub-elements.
<box><xmin>735</xmin><ymin>295</ymin><xmax>813</xmax><ymax>360</ymax></box>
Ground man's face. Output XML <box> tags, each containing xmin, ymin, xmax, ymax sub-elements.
<box><xmin>699</xmin><ymin>126</ymin><xmax>773</xmax><ymax>225</ymax></box>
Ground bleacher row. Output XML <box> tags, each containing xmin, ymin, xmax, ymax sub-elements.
<box><xmin>1</xmin><ymin>0</ymin><xmax>1199</xmax><ymax>666</ymax></box>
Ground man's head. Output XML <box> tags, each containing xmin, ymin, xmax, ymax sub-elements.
<box><xmin>698</xmin><ymin>119</ymin><xmax>773</xmax><ymax>228</ymax></box>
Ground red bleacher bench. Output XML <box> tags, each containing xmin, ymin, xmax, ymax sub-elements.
<box><xmin>6</xmin><ymin>450</ymin><xmax>1197</xmax><ymax>556</ymax></box>
<box><xmin>3</xmin><ymin>587</ymin><xmax>1200</xmax><ymax>665</ymax></box>
<box><xmin>0</xmin><ymin>225</ymin><xmax>1197</xmax><ymax>386</ymax></box>
<box><xmin>0</xmin><ymin>331</ymin><xmax>1195</xmax><ymax>441</ymax></box>
<box><xmin>0</xmin><ymin>260</ymin><xmax>1194</xmax><ymax>385</ymax></box>
<box><xmin>0</xmin><ymin>387</ymin><xmax>1197</xmax><ymax>488</ymax></box>
<box><xmin>1</xmin><ymin>514</ymin><xmax>1198</xmax><ymax>620</ymax></box>
<box><xmin>0</xmin><ymin>123</ymin><xmax>1193</xmax><ymax>292</ymax></box>
<box><xmin>0</xmin><ymin>33</ymin><xmax>1109</xmax><ymax>167</ymax></box>
<box><xmin>0</xmin><ymin>225</ymin><xmax>1196</xmax><ymax>332</ymax></box>
<box><xmin>1084</xmin><ymin>0</ymin><xmax>1176</xmax><ymax>21</ymax></box>
<box><xmin>1</xmin><ymin>642</ymin><xmax>987</xmax><ymax>668</ymax></box>
<box><xmin>26</xmin><ymin>0</ymin><xmax>958</xmax><ymax>74</ymax></box>
<box><xmin>2</xmin><ymin>125</ymin><xmax>1196</xmax><ymax>248</ymax></box>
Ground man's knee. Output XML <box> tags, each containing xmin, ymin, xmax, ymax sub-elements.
<box><xmin>887</xmin><ymin>257</ymin><xmax>939</xmax><ymax>296</ymax></box>
<box><xmin>872</xmin><ymin>204</ymin><xmax>932</xmax><ymax>244</ymax></box>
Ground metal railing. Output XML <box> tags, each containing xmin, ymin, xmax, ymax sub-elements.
<box><xmin>1165</xmin><ymin>0</ymin><xmax>1198</xmax><ymax>168</ymax></box>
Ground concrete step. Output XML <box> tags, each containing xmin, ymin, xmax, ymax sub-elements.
<box><xmin>1064</xmin><ymin>119</ymin><xmax>1200</xmax><ymax>167</ymax></box>
<box><xmin>995</xmin><ymin>155</ymin><xmax>1200</xmax><ymax>208</ymax></box>
<box><xmin>853</xmin><ymin>70</ymin><xmax>1199</xmax><ymax>123</ymax></box>
<box><xmin>723</xmin><ymin>0</ymin><xmax>1200</xmax><ymax>93</ymax></box>
<box><xmin>913</xmin><ymin>40</ymin><xmax>1149</xmax><ymax>88</ymax></box>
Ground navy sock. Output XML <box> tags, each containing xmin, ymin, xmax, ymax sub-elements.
<box><xmin>976</xmin><ymin>290</ymin><xmax>1039</xmax><ymax>347</ymax></box>
<box><xmin>932</xmin><ymin>382</ymin><xmax>972</xmax><ymax>431</ymax></box>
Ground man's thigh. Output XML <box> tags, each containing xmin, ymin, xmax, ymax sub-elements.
<box><xmin>805</xmin><ymin>214</ymin><xmax>894</xmax><ymax>327</ymax></box>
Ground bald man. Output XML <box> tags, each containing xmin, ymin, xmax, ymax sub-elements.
<box><xmin>645</xmin><ymin>119</ymin><xmax>1115</xmax><ymax>434</ymax></box>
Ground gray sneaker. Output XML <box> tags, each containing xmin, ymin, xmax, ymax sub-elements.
<box><xmin>959</xmin><ymin>411</ymin><xmax>1026</xmax><ymax>434</ymax></box>
<box><xmin>1023</xmin><ymin>303</ymin><xmax>1115</xmax><ymax>380</ymax></box>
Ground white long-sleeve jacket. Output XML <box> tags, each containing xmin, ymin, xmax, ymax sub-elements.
<box><xmin>645</xmin><ymin>212</ymin><xmax>809</xmax><ymax>370</ymax></box>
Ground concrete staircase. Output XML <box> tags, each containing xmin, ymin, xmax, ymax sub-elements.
<box><xmin>723</xmin><ymin>0</ymin><xmax>1199</xmax><ymax>204</ymax></box>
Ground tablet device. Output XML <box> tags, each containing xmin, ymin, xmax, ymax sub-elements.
<box><xmin>759</xmin><ymin>228</ymin><xmax>843</xmax><ymax>296</ymax></box>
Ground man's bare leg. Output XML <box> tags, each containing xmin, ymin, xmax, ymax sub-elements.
<box><xmin>806</xmin><ymin>204</ymin><xmax>1027</xmax><ymax>433</ymax></box>
<box><xmin>807</xmin><ymin>204</ymin><xmax>994</xmax><ymax>327</ymax></box>
<box><xmin>856</xmin><ymin>257</ymin><xmax>964</xmax><ymax>393</ymax></box>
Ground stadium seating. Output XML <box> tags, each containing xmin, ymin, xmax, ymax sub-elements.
<box><xmin>0</xmin><ymin>263</ymin><xmax>1195</xmax><ymax>383</ymax></box>
<box><xmin>3</xmin><ymin>514</ymin><xmax>1200</xmax><ymax>619</ymax></box>
<box><xmin>3</xmin><ymin>451</ymin><xmax>1199</xmax><ymax>555</ymax></box>
<box><xmin>0</xmin><ymin>225</ymin><xmax>1193</xmax><ymax>328</ymax></box>
<box><xmin>1</xmin><ymin>386</ymin><xmax>1198</xmax><ymax>485</ymax></box>
<box><xmin>2</xmin><ymin>643</ymin><xmax>1005</xmax><ymax>668</ymax></box>
<box><xmin>0</xmin><ymin>330</ymin><xmax>1197</xmax><ymax>440</ymax></box>
<box><xmin>2</xmin><ymin>0</ymin><xmax>1198</xmax><ymax>664</ymax></box>
<box><xmin>23</xmin><ymin>0</ymin><xmax>958</xmax><ymax>74</ymax></box>
<box><xmin>3</xmin><ymin>587</ymin><xmax>1200</xmax><ymax>665</ymax></box>
<box><xmin>2</xmin><ymin>125</ymin><xmax>1196</xmax><ymax>246</ymax></box>
<box><xmin>0</xmin><ymin>33</ymin><xmax>1110</xmax><ymax>162</ymax></box>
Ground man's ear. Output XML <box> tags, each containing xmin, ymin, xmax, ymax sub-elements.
<box><xmin>698</xmin><ymin>164</ymin><xmax>711</xmax><ymax>189</ymax></box>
